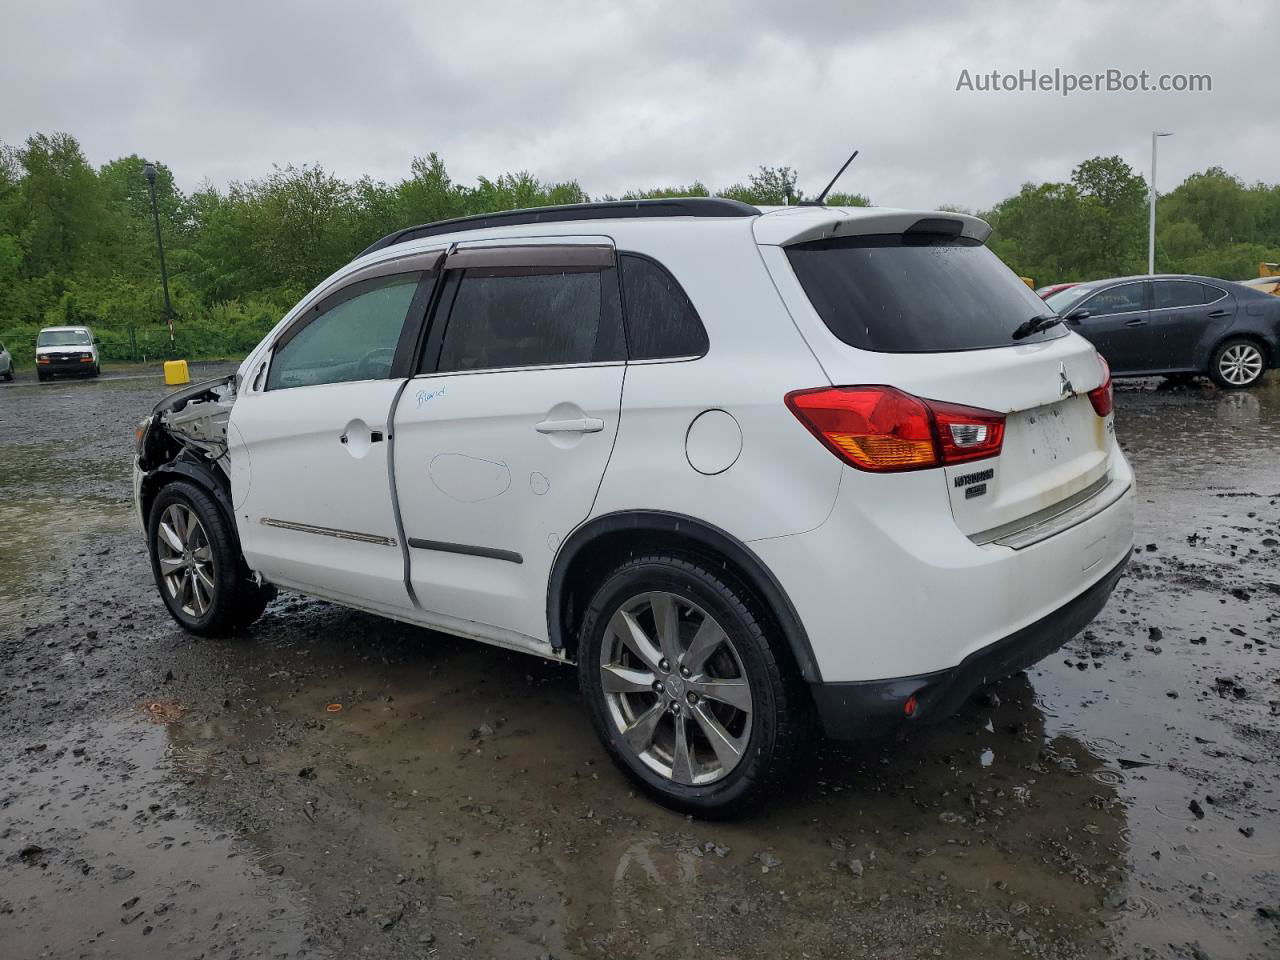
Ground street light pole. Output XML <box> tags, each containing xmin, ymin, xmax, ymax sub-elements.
<box><xmin>142</xmin><ymin>161</ymin><xmax>176</xmax><ymax>354</ymax></box>
<box><xmin>1148</xmin><ymin>131</ymin><xmax>1173</xmax><ymax>275</ymax></box>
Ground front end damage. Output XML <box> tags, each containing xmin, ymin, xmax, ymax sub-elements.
<box><xmin>135</xmin><ymin>374</ymin><xmax>238</xmax><ymax>530</ymax></box>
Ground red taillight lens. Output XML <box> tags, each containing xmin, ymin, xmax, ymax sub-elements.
<box><xmin>931</xmin><ymin>400</ymin><xmax>1006</xmax><ymax>464</ymax></box>
<box><xmin>1088</xmin><ymin>355</ymin><xmax>1113</xmax><ymax>417</ymax></box>
<box><xmin>784</xmin><ymin>386</ymin><xmax>1005</xmax><ymax>472</ymax></box>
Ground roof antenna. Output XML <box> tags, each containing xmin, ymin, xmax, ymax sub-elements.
<box><xmin>802</xmin><ymin>149</ymin><xmax>859</xmax><ymax>206</ymax></box>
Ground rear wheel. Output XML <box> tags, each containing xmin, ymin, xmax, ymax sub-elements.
<box><xmin>578</xmin><ymin>554</ymin><xmax>811</xmax><ymax>817</ymax></box>
<box><xmin>36</xmin><ymin>370</ymin><xmax>48</xmax><ymax>382</ymax></box>
<box><xmin>89</xmin><ymin>364</ymin><xmax>100</xmax><ymax>378</ymax></box>
<box><xmin>2</xmin><ymin>369</ymin><xmax>12</xmax><ymax>381</ymax></box>
<box><xmin>1210</xmin><ymin>338</ymin><xmax>1267</xmax><ymax>389</ymax></box>
<box><xmin>147</xmin><ymin>480</ymin><xmax>272</xmax><ymax>635</ymax></box>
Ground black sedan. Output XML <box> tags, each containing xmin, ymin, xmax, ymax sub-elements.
<box><xmin>1044</xmin><ymin>275</ymin><xmax>1280</xmax><ymax>388</ymax></box>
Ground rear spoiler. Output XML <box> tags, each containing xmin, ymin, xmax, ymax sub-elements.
<box><xmin>752</xmin><ymin>206</ymin><xmax>992</xmax><ymax>247</ymax></box>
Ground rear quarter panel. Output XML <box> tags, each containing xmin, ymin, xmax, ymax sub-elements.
<box><xmin>590</xmin><ymin>221</ymin><xmax>842</xmax><ymax>542</ymax></box>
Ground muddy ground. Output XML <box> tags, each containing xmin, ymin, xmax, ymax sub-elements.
<box><xmin>1</xmin><ymin>364</ymin><xmax>1277</xmax><ymax>960</ymax></box>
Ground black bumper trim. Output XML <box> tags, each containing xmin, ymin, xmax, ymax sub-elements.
<box><xmin>810</xmin><ymin>550</ymin><xmax>1130</xmax><ymax>740</ymax></box>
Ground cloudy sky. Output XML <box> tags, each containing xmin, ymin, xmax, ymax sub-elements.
<box><xmin>1</xmin><ymin>0</ymin><xmax>1273</xmax><ymax>211</ymax></box>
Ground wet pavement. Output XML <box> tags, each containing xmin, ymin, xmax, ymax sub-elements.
<box><xmin>1</xmin><ymin>366</ymin><xmax>1277</xmax><ymax>959</ymax></box>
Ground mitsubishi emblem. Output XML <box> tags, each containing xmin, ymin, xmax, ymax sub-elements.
<box><xmin>1059</xmin><ymin>362</ymin><xmax>1074</xmax><ymax>397</ymax></box>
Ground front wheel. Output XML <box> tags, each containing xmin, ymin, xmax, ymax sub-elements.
<box><xmin>1210</xmin><ymin>338</ymin><xmax>1267</xmax><ymax>389</ymax></box>
<box><xmin>578</xmin><ymin>554</ymin><xmax>812</xmax><ymax>817</ymax></box>
<box><xmin>147</xmin><ymin>480</ymin><xmax>272</xmax><ymax>636</ymax></box>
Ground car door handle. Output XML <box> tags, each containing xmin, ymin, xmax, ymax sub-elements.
<box><xmin>1125</xmin><ymin>318</ymin><xmax>1147</xmax><ymax>327</ymax></box>
<box><xmin>536</xmin><ymin>417</ymin><xmax>605</xmax><ymax>434</ymax></box>
<box><xmin>1207</xmin><ymin>309</ymin><xmax>1230</xmax><ymax>318</ymax></box>
<box><xmin>340</xmin><ymin>429</ymin><xmax>384</xmax><ymax>444</ymax></box>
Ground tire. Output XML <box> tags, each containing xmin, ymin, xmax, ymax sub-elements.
<box><xmin>36</xmin><ymin>371</ymin><xmax>47</xmax><ymax>383</ymax></box>
<box><xmin>2</xmin><ymin>369</ymin><xmax>12</xmax><ymax>382</ymax></box>
<box><xmin>1210</xmin><ymin>337</ymin><xmax>1267</xmax><ymax>389</ymax></box>
<box><xmin>147</xmin><ymin>479</ymin><xmax>273</xmax><ymax>636</ymax></box>
<box><xmin>90</xmin><ymin>364</ymin><xmax>100</xmax><ymax>378</ymax></box>
<box><xmin>578</xmin><ymin>554</ymin><xmax>812</xmax><ymax>817</ymax></box>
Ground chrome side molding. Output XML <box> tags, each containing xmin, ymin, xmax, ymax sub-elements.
<box><xmin>259</xmin><ymin>517</ymin><xmax>397</xmax><ymax>547</ymax></box>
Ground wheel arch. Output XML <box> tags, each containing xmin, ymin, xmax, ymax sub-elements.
<box><xmin>547</xmin><ymin>510</ymin><xmax>822</xmax><ymax>682</ymax></box>
<box><xmin>140</xmin><ymin>454</ymin><xmax>244</xmax><ymax>561</ymax></box>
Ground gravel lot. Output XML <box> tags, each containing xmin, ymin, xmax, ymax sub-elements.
<box><xmin>1</xmin><ymin>364</ymin><xmax>1277</xmax><ymax>959</ymax></box>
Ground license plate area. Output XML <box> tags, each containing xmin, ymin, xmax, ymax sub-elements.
<box><xmin>946</xmin><ymin>395</ymin><xmax>1110</xmax><ymax>537</ymax></box>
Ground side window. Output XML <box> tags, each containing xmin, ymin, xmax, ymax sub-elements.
<box><xmin>618</xmin><ymin>254</ymin><xmax>709</xmax><ymax>360</ymax></box>
<box><xmin>267</xmin><ymin>272</ymin><xmax>424</xmax><ymax>390</ymax></box>
<box><xmin>432</xmin><ymin>266</ymin><xmax>624</xmax><ymax>373</ymax></box>
<box><xmin>1082</xmin><ymin>283</ymin><xmax>1145</xmax><ymax>318</ymax></box>
<box><xmin>1200</xmin><ymin>283</ymin><xmax>1227</xmax><ymax>303</ymax></box>
<box><xmin>1153</xmin><ymin>281</ymin><xmax>1204</xmax><ymax>309</ymax></box>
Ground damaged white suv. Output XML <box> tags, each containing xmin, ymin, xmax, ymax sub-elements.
<box><xmin>135</xmin><ymin>198</ymin><xmax>1134</xmax><ymax>815</ymax></box>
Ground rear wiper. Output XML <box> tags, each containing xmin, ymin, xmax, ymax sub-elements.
<box><xmin>1011</xmin><ymin>314</ymin><xmax>1063</xmax><ymax>341</ymax></box>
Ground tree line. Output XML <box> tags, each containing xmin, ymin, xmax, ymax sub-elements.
<box><xmin>1</xmin><ymin>132</ymin><xmax>1277</xmax><ymax>363</ymax></box>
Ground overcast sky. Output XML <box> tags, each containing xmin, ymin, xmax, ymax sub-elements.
<box><xmin>1</xmin><ymin>0</ymin><xmax>1273</xmax><ymax>211</ymax></box>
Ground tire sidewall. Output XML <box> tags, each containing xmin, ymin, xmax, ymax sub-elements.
<box><xmin>578</xmin><ymin>557</ymin><xmax>786</xmax><ymax>815</ymax></box>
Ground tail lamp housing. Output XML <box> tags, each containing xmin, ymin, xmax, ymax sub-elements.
<box><xmin>785</xmin><ymin>385</ymin><xmax>1006</xmax><ymax>473</ymax></box>
<box><xmin>1087</xmin><ymin>355</ymin><xmax>1113</xmax><ymax>417</ymax></box>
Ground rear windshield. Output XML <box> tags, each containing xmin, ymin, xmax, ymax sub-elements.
<box><xmin>38</xmin><ymin>329</ymin><xmax>92</xmax><ymax>346</ymax></box>
<box><xmin>785</xmin><ymin>234</ymin><xmax>1066</xmax><ymax>352</ymax></box>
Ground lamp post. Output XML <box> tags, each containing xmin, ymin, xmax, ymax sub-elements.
<box><xmin>142</xmin><ymin>161</ymin><xmax>176</xmax><ymax>354</ymax></box>
<box><xmin>1148</xmin><ymin>131</ymin><xmax>1173</xmax><ymax>275</ymax></box>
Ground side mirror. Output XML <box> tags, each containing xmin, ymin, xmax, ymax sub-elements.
<box><xmin>1064</xmin><ymin>307</ymin><xmax>1090</xmax><ymax>324</ymax></box>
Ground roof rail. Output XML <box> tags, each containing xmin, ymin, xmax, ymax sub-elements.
<box><xmin>355</xmin><ymin>197</ymin><xmax>760</xmax><ymax>259</ymax></box>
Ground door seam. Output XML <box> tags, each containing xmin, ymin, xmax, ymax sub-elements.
<box><xmin>386</xmin><ymin>376</ymin><xmax>421</xmax><ymax>609</ymax></box>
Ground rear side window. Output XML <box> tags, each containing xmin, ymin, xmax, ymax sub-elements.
<box><xmin>1153</xmin><ymin>280</ymin><xmax>1204</xmax><ymax>309</ymax></box>
<box><xmin>267</xmin><ymin>272</ymin><xmax>423</xmax><ymax>390</ymax></box>
<box><xmin>785</xmin><ymin>235</ymin><xmax>1062</xmax><ymax>353</ymax></box>
<box><xmin>618</xmin><ymin>254</ymin><xmax>708</xmax><ymax>359</ymax></box>
<box><xmin>433</xmin><ymin>267</ymin><xmax>624</xmax><ymax>373</ymax></box>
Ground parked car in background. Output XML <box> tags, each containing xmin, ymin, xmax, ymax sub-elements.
<box><xmin>134</xmin><ymin>199</ymin><xmax>1133</xmax><ymax>815</ymax></box>
<box><xmin>1036</xmin><ymin>282</ymin><xmax>1079</xmax><ymax>299</ymax></box>
<box><xmin>1044</xmin><ymin>275</ymin><xmax>1280</xmax><ymax>388</ymax></box>
<box><xmin>35</xmin><ymin>325</ymin><xmax>100</xmax><ymax>381</ymax></box>
<box><xmin>1239</xmin><ymin>276</ymin><xmax>1280</xmax><ymax>297</ymax></box>
<box><xmin>0</xmin><ymin>341</ymin><xmax>13</xmax><ymax>381</ymax></box>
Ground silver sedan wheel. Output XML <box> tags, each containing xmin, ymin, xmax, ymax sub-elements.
<box><xmin>1218</xmin><ymin>343</ymin><xmax>1264</xmax><ymax>386</ymax></box>
<box><xmin>156</xmin><ymin>503</ymin><xmax>215</xmax><ymax>618</ymax></box>
<box><xmin>599</xmin><ymin>591</ymin><xmax>753</xmax><ymax>786</ymax></box>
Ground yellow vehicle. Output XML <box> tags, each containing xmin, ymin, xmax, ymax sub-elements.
<box><xmin>1259</xmin><ymin>262</ymin><xmax>1279</xmax><ymax>278</ymax></box>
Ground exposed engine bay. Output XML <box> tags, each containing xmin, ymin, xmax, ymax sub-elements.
<box><xmin>137</xmin><ymin>374</ymin><xmax>237</xmax><ymax>472</ymax></box>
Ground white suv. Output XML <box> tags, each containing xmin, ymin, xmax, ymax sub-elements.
<box><xmin>134</xmin><ymin>198</ymin><xmax>1134</xmax><ymax>815</ymax></box>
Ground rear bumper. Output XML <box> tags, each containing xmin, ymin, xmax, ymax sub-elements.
<box><xmin>810</xmin><ymin>549</ymin><xmax>1129</xmax><ymax>739</ymax></box>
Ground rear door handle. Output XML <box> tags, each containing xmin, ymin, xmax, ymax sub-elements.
<box><xmin>1125</xmin><ymin>318</ymin><xmax>1147</xmax><ymax>327</ymax></box>
<box><xmin>536</xmin><ymin>417</ymin><xmax>605</xmax><ymax>434</ymax></box>
<box><xmin>1207</xmin><ymin>309</ymin><xmax>1230</xmax><ymax>318</ymax></box>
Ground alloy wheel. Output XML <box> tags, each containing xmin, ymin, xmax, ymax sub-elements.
<box><xmin>1218</xmin><ymin>343</ymin><xmax>1264</xmax><ymax>386</ymax></box>
<box><xmin>156</xmin><ymin>503</ymin><xmax>216</xmax><ymax>618</ymax></box>
<box><xmin>599</xmin><ymin>591</ymin><xmax>753</xmax><ymax>786</ymax></box>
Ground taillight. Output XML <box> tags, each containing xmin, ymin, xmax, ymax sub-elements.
<box><xmin>784</xmin><ymin>386</ymin><xmax>1005</xmax><ymax>472</ymax></box>
<box><xmin>1088</xmin><ymin>355</ymin><xmax>1113</xmax><ymax>417</ymax></box>
<box><xmin>931</xmin><ymin>399</ymin><xmax>1007</xmax><ymax>464</ymax></box>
